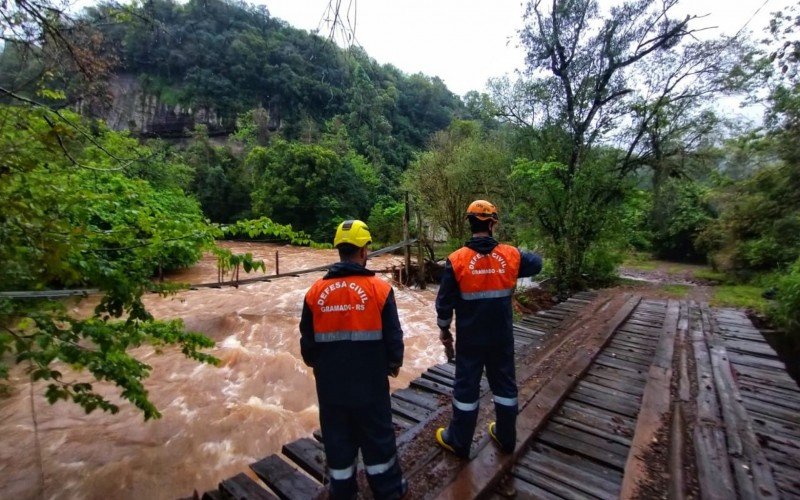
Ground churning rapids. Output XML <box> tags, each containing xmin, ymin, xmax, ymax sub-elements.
<box><xmin>0</xmin><ymin>243</ymin><xmax>443</xmax><ymax>499</ymax></box>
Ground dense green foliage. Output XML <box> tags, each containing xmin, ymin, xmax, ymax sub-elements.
<box><xmin>510</xmin><ymin>156</ymin><xmax>626</xmax><ymax>288</ymax></box>
<box><xmin>0</xmin><ymin>105</ymin><xmax>219</xmax><ymax>418</ymax></box>
<box><xmin>404</xmin><ymin>121</ymin><xmax>511</xmax><ymax>243</ymax></box>
<box><xmin>247</xmin><ymin>139</ymin><xmax>378</xmax><ymax>241</ymax></box>
<box><xmin>774</xmin><ymin>258</ymin><xmax>800</xmax><ymax>336</ymax></box>
<box><xmin>650</xmin><ymin>179</ymin><xmax>715</xmax><ymax>262</ymax></box>
<box><xmin>80</xmin><ymin>0</ymin><xmax>462</xmax><ymax>169</ymax></box>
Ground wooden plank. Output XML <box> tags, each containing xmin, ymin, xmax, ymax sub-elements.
<box><xmin>602</xmin><ymin>347</ymin><xmax>653</xmax><ymax>365</ymax></box>
<box><xmin>738</xmin><ymin>379</ymin><xmax>800</xmax><ymax>405</ymax></box>
<box><xmin>610</xmin><ymin>336</ymin><xmax>657</xmax><ymax>351</ymax></box>
<box><xmin>390</xmin><ymin>413</ymin><xmax>415</xmax><ymax>432</ymax></box>
<box><xmin>569</xmin><ymin>384</ymin><xmax>640</xmax><ymax>418</ymax></box>
<box><xmin>591</xmin><ymin>354</ymin><xmax>650</xmax><ymax>372</ymax></box>
<box><xmin>710</xmin><ymin>344</ymin><xmax>780</xmax><ymax>499</ymax></box>
<box><xmin>201</xmin><ymin>490</ymin><xmax>224</xmax><ymax>500</ymax></box>
<box><xmin>250</xmin><ymin>455</ymin><xmax>323</xmax><ymax>500</ymax></box>
<box><xmin>511</xmin><ymin>463</ymin><xmax>591</xmax><ymax>499</ymax></box>
<box><xmin>728</xmin><ymin>351</ymin><xmax>787</xmax><ymax>371</ymax></box>
<box><xmin>551</xmin><ymin>415</ymin><xmax>632</xmax><ymax>446</ymax></box>
<box><xmin>219</xmin><ymin>473</ymin><xmax>277</xmax><ymax>500</ymax></box>
<box><xmin>518</xmin><ymin>451</ymin><xmax>619</xmax><ymax>499</ymax></box>
<box><xmin>583</xmin><ymin>370</ymin><xmax>644</xmax><ymax>397</ymax></box>
<box><xmin>561</xmin><ymin>399</ymin><xmax>637</xmax><ymax>431</ymax></box>
<box><xmin>689</xmin><ymin>302</ymin><xmax>736</xmax><ymax>500</ymax></box>
<box><xmin>723</xmin><ymin>339</ymin><xmax>779</xmax><ymax>358</ymax></box>
<box><xmin>537</xmin><ymin>427</ymin><xmax>628</xmax><ymax>470</ymax></box>
<box><xmin>532</xmin><ymin>441</ymin><xmax>624</xmax><ymax>483</ymax></box>
<box><xmin>732</xmin><ymin>364</ymin><xmax>800</xmax><ymax>391</ymax></box>
<box><xmin>410</xmin><ymin>376</ymin><xmax>452</xmax><ymax>396</ymax></box>
<box><xmin>741</xmin><ymin>394</ymin><xmax>800</xmax><ymax>422</ymax></box>
<box><xmin>576</xmin><ymin>379</ymin><xmax>644</xmax><ymax>401</ymax></box>
<box><xmin>499</xmin><ymin>475</ymin><xmax>563</xmax><ymax>500</ymax></box>
<box><xmin>436</xmin><ymin>295</ymin><xmax>643</xmax><ymax>499</ymax></box>
<box><xmin>553</xmin><ymin>406</ymin><xmax>634</xmax><ymax>443</ymax></box>
<box><xmin>433</xmin><ymin>362</ymin><xmax>456</xmax><ymax>375</ymax></box>
<box><xmin>595</xmin><ymin>353</ymin><xmax>649</xmax><ymax>372</ymax></box>
<box><xmin>420</xmin><ymin>370</ymin><xmax>455</xmax><ymax>387</ymax></box>
<box><xmin>762</xmin><ymin>437</ymin><xmax>800</xmax><ymax>469</ymax></box>
<box><xmin>772</xmin><ymin>469</ymin><xmax>800</xmax><ymax>498</ymax></box>
<box><xmin>750</xmin><ymin>414</ymin><xmax>800</xmax><ymax>441</ymax></box>
<box><xmin>392</xmin><ymin>388</ymin><xmax>442</xmax><ymax>411</ymax></box>
<box><xmin>599</xmin><ymin>348</ymin><xmax>652</xmax><ymax>366</ymax></box>
<box><xmin>513</xmin><ymin>323</ymin><xmax>548</xmax><ymax>336</ymax></box>
<box><xmin>391</xmin><ymin>397</ymin><xmax>432</xmax><ymax>423</ymax></box>
<box><xmin>545</xmin><ymin>417</ymin><xmax>633</xmax><ymax>458</ymax></box>
<box><xmin>620</xmin><ymin>299</ymin><xmax>679</xmax><ymax>499</ymax></box>
<box><xmin>281</xmin><ymin>438</ymin><xmax>326</xmax><ymax>481</ymax></box>
<box><xmin>582</xmin><ymin>373</ymin><xmax>645</xmax><ymax>397</ymax></box>
<box><xmin>590</xmin><ymin>363</ymin><xmax>647</xmax><ymax>383</ymax></box>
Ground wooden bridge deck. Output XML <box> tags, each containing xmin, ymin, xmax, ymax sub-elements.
<box><xmin>197</xmin><ymin>292</ymin><xmax>800</xmax><ymax>500</ymax></box>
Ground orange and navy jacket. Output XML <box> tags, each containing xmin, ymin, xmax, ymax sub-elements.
<box><xmin>300</xmin><ymin>261</ymin><xmax>404</xmax><ymax>405</ymax></box>
<box><xmin>436</xmin><ymin>236</ymin><xmax>542</xmax><ymax>347</ymax></box>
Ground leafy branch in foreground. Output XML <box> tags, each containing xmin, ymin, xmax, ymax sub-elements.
<box><xmin>5</xmin><ymin>308</ymin><xmax>216</xmax><ymax>420</ymax></box>
<box><xmin>221</xmin><ymin>216</ymin><xmax>331</xmax><ymax>248</ymax></box>
<box><xmin>0</xmin><ymin>104</ymin><xmax>219</xmax><ymax>419</ymax></box>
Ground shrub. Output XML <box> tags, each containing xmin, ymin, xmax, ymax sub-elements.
<box><xmin>773</xmin><ymin>258</ymin><xmax>800</xmax><ymax>336</ymax></box>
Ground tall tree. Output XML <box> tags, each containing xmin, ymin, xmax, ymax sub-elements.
<box><xmin>514</xmin><ymin>0</ymin><xmax>736</xmax><ymax>289</ymax></box>
<box><xmin>404</xmin><ymin>121</ymin><xmax>511</xmax><ymax>242</ymax></box>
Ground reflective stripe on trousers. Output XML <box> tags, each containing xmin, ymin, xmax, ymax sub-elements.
<box><xmin>314</xmin><ymin>330</ymin><xmax>383</xmax><ymax>342</ymax></box>
<box><xmin>459</xmin><ymin>288</ymin><xmax>514</xmax><ymax>300</ymax></box>
<box><xmin>453</xmin><ymin>398</ymin><xmax>479</xmax><ymax>412</ymax></box>
<box><xmin>365</xmin><ymin>454</ymin><xmax>397</xmax><ymax>475</ymax></box>
<box><xmin>329</xmin><ymin>463</ymin><xmax>355</xmax><ymax>480</ymax></box>
<box><xmin>493</xmin><ymin>395</ymin><xmax>518</xmax><ymax>406</ymax></box>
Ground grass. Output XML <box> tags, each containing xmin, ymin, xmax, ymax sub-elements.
<box><xmin>621</xmin><ymin>252</ymin><xmax>712</xmax><ymax>277</ymax></box>
<box><xmin>621</xmin><ymin>252</ymin><xmax>659</xmax><ymax>271</ymax></box>
<box><xmin>658</xmin><ymin>284</ymin><xmax>692</xmax><ymax>298</ymax></box>
<box><xmin>694</xmin><ymin>268</ymin><xmax>729</xmax><ymax>283</ymax></box>
<box><xmin>711</xmin><ymin>285</ymin><xmax>769</xmax><ymax>314</ymax></box>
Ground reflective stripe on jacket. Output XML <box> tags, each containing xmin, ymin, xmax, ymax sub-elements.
<box><xmin>305</xmin><ymin>275</ymin><xmax>391</xmax><ymax>343</ymax></box>
<box><xmin>449</xmin><ymin>244</ymin><xmax>522</xmax><ymax>300</ymax></box>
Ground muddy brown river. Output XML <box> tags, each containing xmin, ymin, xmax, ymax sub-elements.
<box><xmin>0</xmin><ymin>243</ymin><xmax>442</xmax><ymax>499</ymax></box>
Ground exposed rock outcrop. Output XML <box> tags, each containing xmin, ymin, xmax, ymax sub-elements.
<box><xmin>95</xmin><ymin>74</ymin><xmax>230</xmax><ymax>137</ymax></box>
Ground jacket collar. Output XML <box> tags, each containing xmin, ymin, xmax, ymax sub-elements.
<box><xmin>323</xmin><ymin>260</ymin><xmax>375</xmax><ymax>279</ymax></box>
<box><xmin>465</xmin><ymin>236</ymin><xmax>499</xmax><ymax>255</ymax></box>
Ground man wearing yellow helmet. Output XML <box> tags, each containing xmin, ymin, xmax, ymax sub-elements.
<box><xmin>434</xmin><ymin>200</ymin><xmax>542</xmax><ymax>458</ymax></box>
<box><xmin>300</xmin><ymin>220</ymin><xmax>407</xmax><ymax>499</ymax></box>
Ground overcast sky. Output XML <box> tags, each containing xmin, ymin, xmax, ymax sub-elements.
<box><xmin>260</xmin><ymin>0</ymin><xmax>793</xmax><ymax>97</ymax></box>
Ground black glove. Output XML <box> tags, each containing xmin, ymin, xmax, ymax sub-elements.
<box><xmin>439</xmin><ymin>328</ymin><xmax>455</xmax><ymax>363</ymax></box>
<box><xmin>388</xmin><ymin>364</ymin><xmax>400</xmax><ymax>378</ymax></box>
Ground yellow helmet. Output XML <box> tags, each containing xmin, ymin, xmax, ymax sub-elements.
<box><xmin>333</xmin><ymin>220</ymin><xmax>372</xmax><ymax>248</ymax></box>
<box><xmin>466</xmin><ymin>200</ymin><xmax>499</xmax><ymax>221</ymax></box>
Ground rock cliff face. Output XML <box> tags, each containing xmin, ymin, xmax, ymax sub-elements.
<box><xmin>98</xmin><ymin>74</ymin><xmax>230</xmax><ymax>137</ymax></box>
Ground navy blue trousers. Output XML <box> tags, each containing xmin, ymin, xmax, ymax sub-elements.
<box><xmin>444</xmin><ymin>340</ymin><xmax>518</xmax><ymax>456</ymax></box>
<box><xmin>319</xmin><ymin>392</ymin><xmax>404</xmax><ymax>499</ymax></box>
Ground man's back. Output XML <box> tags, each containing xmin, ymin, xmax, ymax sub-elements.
<box><xmin>300</xmin><ymin>262</ymin><xmax>403</xmax><ymax>405</ymax></box>
<box><xmin>436</xmin><ymin>236</ymin><xmax>542</xmax><ymax>346</ymax></box>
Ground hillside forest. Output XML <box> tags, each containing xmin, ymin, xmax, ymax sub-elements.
<box><xmin>1</xmin><ymin>0</ymin><xmax>799</xmax><ymax>418</ymax></box>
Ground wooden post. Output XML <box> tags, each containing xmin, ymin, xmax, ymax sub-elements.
<box><xmin>275</xmin><ymin>251</ymin><xmax>280</xmax><ymax>276</ymax></box>
<box><xmin>403</xmin><ymin>192</ymin><xmax>411</xmax><ymax>285</ymax></box>
<box><xmin>415</xmin><ymin>200</ymin><xmax>426</xmax><ymax>289</ymax></box>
